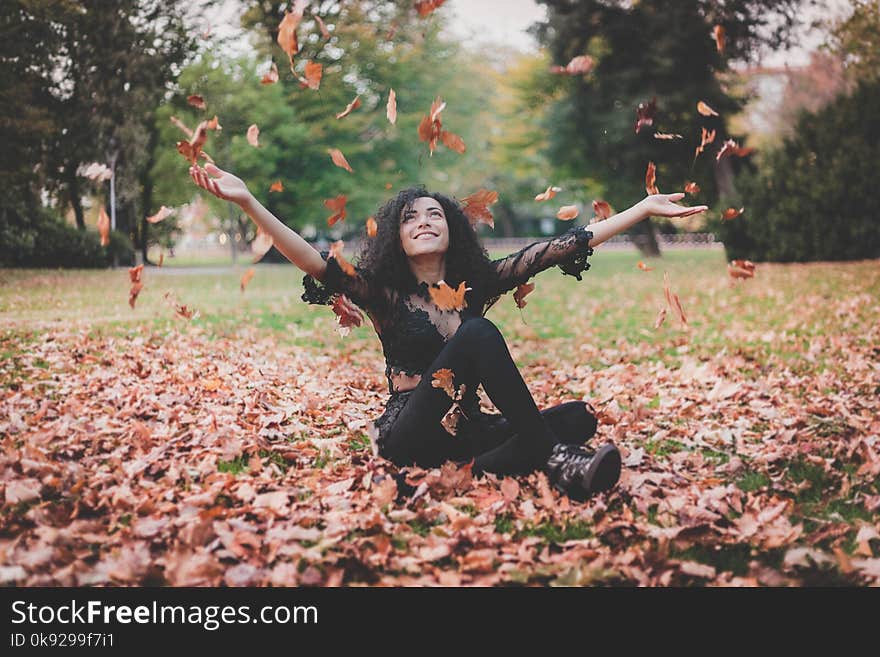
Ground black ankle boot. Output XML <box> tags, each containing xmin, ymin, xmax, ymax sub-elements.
<box><xmin>545</xmin><ymin>443</ymin><xmax>621</xmax><ymax>501</ymax></box>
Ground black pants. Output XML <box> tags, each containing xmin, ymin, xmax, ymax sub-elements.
<box><xmin>380</xmin><ymin>317</ymin><xmax>598</xmax><ymax>476</ymax></box>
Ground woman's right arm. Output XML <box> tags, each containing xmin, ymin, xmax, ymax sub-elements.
<box><xmin>189</xmin><ymin>163</ymin><xmax>327</xmax><ymax>279</ymax></box>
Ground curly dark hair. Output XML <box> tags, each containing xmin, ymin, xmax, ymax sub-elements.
<box><xmin>354</xmin><ymin>186</ymin><xmax>497</xmax><ymax>303</ymax></box>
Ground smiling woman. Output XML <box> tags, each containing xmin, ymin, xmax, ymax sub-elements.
<box><xmin>189</xmin><ymin>164</ymin><xmax>705</xmax><ymax>501</ymax></box>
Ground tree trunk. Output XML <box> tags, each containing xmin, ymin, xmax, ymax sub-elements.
<box><xmin>714</xmin><ymin>157</ymin><xmax>738</xmax><ymax>200</ymax></box>
<box><xmin>140</xmin><ymin>121</ymin><xmax>159</xmax><ymax>265</ymax></box>
<box><xmin>630</xmin><ymin>217</ymin><xmax>661</xmax><ymax>257</ymax></box>
<box><xmin>67</xmin><ymin>169</ymin><xmax>86</xmax><ymax>230</ymax></box>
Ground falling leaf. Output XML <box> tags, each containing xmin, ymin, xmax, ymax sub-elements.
<box><xmin>206</xmin><ymin>115</ymin><xmax>222</xmax><ymax>131</ymax></box>
<box><xmin>440</xmin><ymin>130</ymin><xmax>466</xmax><ymax>154</ymax></box>
<box><xmin>187</xmin><ymin>95</ymin><xmax>206</xmax><ymax>110</ymax></box>
<box><xmin>713</xmin><ymin>25</ymin><xmax>726</xmax><ymax>53</ymax></box>
<box><xmin>535</xmin><ymin>186</ymin><xmax>561</xmax><ymax>202</ymax></box>
<box><xmin>635</xmin><ymin>97</ymin><xmax>656</xmax><ymax>134</ymax></box>
<box><xmin>97</xmin><ymin>206</ymin><xmax>110</xmax><ymax>246</ymax></box>
<box><xmin>461</xmin><ymin>189</ymin><xmax>498</xmax><ymax>228</ymax></box>
<box><xmin>164</xmin><ymin>292</ymin><xmax>198</xmax><ymax>320</ymax></box>
<box><xmin>366</xmin><ymin>216</ymin><xmax>377</xmax><ymax>238</ymax></box>
<box><xmin>329</xmin><ymin>240</ymin><xmax>355</xmax><ymax>276</ymax></box>
<box><xmin>335</xmin><ymin>96</ymin><xmax>361</xmax><ymax>120</ymax></box>
<box><xmin>277</xmin><ymin>2</ymin><xmax>308</xmax><ymax>71</ymax></box>
<box><xmin>592</xmin><ymin>200</ymin><xmax>613</xmax><ymax>220</ymax></box>
<box><xmin>429</xmin><ymin>280</ymin><xmax>470</xmax><ymax>311</ymax></box>
<box><xmin>637</xmin><ymin>261</ymin><xmax>654</xmax><ymax>272</ymax></box>
<box><xmin>269</xmin><ymin>180</ymin><xmax>283</xmax><ymax>193</ymax></box>
<box><xmin>694</xmin><ymin>127</ymin><xmax>717</xmax><ymax>162</ymax></box>
<box><xmin>431</xmin><ymin>368</ymin><xmax>457</xmax><ymax>399</ymax></box>
<box><xmin>251</xmin><ymin>229</ymin><xmax>273</xmax><ymax>263</ymax></box>
<box><xmin>240</xmin><ymin>268</ymin><xmax>255</xmax><ymax>292</ymax></box>
<box><xmin>313</xmin><ymin>12</ymin><xmax>330</xmax><ymax>39</ymax></box>
<box><xmin>260</xmin><ymin>62</ymin><xmax>279</xmax><ymax>85</ymax></box>
<box><xmin>722</xmin><ymin>207</ymin><xmax>744</xmax><ymax>220</ymax></box>
<box><xmin>331</xmin><ymin>294</ymin><xmax>363</xmax><ymax>334</ymax></box>
<box><xmin>716</xmin><ymin>139</ymin><xmax>755</xmax><ymax>161</ymax></box>
<box><xmin>728</xmin><ymin>259</ymin><xmax>756</xmax><ymax>279</ymax></box>
<box><xmin>556</xmin><ymin>205</ymin><xmax>579</xmax><ymax>221</ymax></box>
<box><xmin>645</xmin><ymin>161</ymin><xmax>659</xmax><ymax>195</ymax></box>
<box><xmin>246</xmin><ymin>124</ymin><xmax>260</xmax><ymax>148</ymax></box>
<box><xmin>550</xmin><ymin>55</ymin><xmax>594</xmax><ymax>75</ymax></box>
<box><xmin>415</xmin><ymin>0</ymin><xmax>447</xmax><ymax>17</ymax></box>
<box><xmin>324</xmin><ymin>195</ymin><xmax>347</xmax><ymax>226</ymax></box>
<box><xmin>297</xmin><ymin>60</ymin><xmax>323</xmax><ymax>90</ymax></box>
<box><xmin>697</xmin><ymin>100</ymin><xmax>719</xmax><ymax>117</ymax></box>
<box><xmin>128</xmin><ymin>265</ymin><xmax>144</xmax><ymax>309</ymax></box>
<box><xmin>684</xmin><ymin>181</ymin><xmax>701</xmax><ymax>195</ymax></box>
<box><xmin>175</xmin><ymin>117</ymin><xmax>220</xmax><ymax>164</ymax></box>
<box><xmin>654</xmin><ymin>307</ymin><xmax>667</xmax><ymax>329</ymax></box>
<box><xmin>386</xmin><ymin>88</ymin><xmax>397</xmax><ymax>124</ymax></box>
<box><xmin>157</xmin><ymin>252</ymin><xmax>164</xmax><ymax>267</ymax></box>
<box><xmin>513</xmin><ymin>281</ymin><xmax>535</xmax><ymax>309</ymax></box>
<box><xmin>418</xmin><ymin>97</ymin><xmax>463</xmax><ymax>155</ymax></box>
<box><xmin>654</xmin><ymin>132</ymin><xmax>683</xmax><ymax>140</ymax></box>
<box><xmin>663</xmin><ymin>271</ymin><xmax>688</xmax><ymax>326</ymax></box>
<box><xmin>146</xmin><ymin>206</ymin><xmax>174</xmax><ymax>224</ymax></box>
<box><xmin>328</xmin><ymin>148</ymin><xmax>353</xmax><ymax>173</ymax></box>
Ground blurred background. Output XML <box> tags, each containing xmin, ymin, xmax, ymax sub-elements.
<box><xmin>1</xmin><ymin>0</ymin><xmax>877</xmax><ymax>268</ymax></box>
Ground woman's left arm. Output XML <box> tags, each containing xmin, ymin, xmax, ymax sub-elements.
<box><xmin>588</xmin><ymin>193</ymin><xmax>707</xmax><ymax>247</ymax></box>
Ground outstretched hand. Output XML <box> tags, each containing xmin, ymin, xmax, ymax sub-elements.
<box><xmin>639</xmin><ymin>192</ymin><xmax>708</xmax><ymax>219</ymax></box>
<box><xmin>189</xmin><ymin>163</ymin><xmax>252</xmax><ymax>206</ymax></box>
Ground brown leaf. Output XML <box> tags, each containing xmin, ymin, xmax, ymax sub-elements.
<box><xmin>246</xmin><ymin>124</ymin><xmax>260</xmax><ymax>147</ymax></box>
<box><xmin>653</xmin><ymin>307</ymin><xmax>667</xmax><ymax>329</ymax></box>
<box><xmin>428</xmin><ymin>280</ymin><xmax>470</xmax><ymax>311</ymax></box>
<box><xmin>260</xmin><ymin>62</ymin><xmax>279</xmax><ymax>85</ymax></box>
<box><xmin>269</xmin><ymin>180</ymin><xmax>283</xmax><ymax>193</ymax></box>
<box><xmin>366</xmin><ymin>216</ymin><xmax>377</xmax><ymax>238</ymax></box>
<box><xmin>418</xmin><ymin>97</ymin><xmax>462</xmax><ymax>155</ymax></box>
<box><xmin>298</xmin><ymin>60</ymin><xmax>323</xmax><ymax>90</ymax></box>
<box><xmin>277</xmin><ymin>2</ymin><xmax>307</xmax><ymax>70</ymax></box>
<box><xmin>324</xmin><ymin>194</ymin><xmax>348</xmax><ymax>226</ymax></box>
<box><xmin>439</xmin><ymin>130</ymin><xmax>466</xmax><ymax>154</ymax></box>
<box><xmin>431</xmin><ymin>368</ymin><xmax>457</xmax><ymax>399</ymax></box>
<box><xmin>535</xmin><ymin>186</ymin><xmax>562</xmax><ymax>202</ymax></box>
<box><xmin>716</xmin><ymin>139</ymin><xmax>755</xmax><ymax>161</ymax></box>
<box><xmin>313</xmin><ymin>12</ymin><xmax>330</xmax><ymax>40</ymax></box>
<box><xmin>328</xmin><ymin>148</ymin><xmax>353</xmax><ymax>173</ymax></box>
<box><xmin>513</xmin><ymin>281</ymin><xmax>535</xmax><ymax>309</ymax></box>
<box><xmin>461</xmin><ymin>189</ymin><xmax>498</xmax><ymax>228</ymax></box>
<box><xmin>335</xmin><ymin>95</ymin><xmax>361</xmax><ymax>120</ymax></box>
<box><xmin>663</xmin><ymin>271</ymin><xmax>688</xmax><ymax>326</ymax></box>
<box><xmin>97</xmin><ymin>206</ymin><xmax>110</xmax><ymax>246</ymax></box>
<box><xmin>441</xmin><ymin>403</ymin><xmax>465</xmax><ymax>436</ymax></box>
<box><xmin>645</xmin><ymin>161</ymin><xmax>659</xmax><ymax>195</ymax></box>
<box><xmin>240</xmin><ymin>268</ymin><xmax>255</xmax><ymax>292</ymax></box>
<box><xmin>697</xmin><ymin>100</ymin><xmax>719</xmax><ymax>116</ymax></box>
<box><xmin>556</xmin><ymin>205</ymin><xmax>579</xmax><ymax>221</ymax></box>
<box><xmin>187</xmin><ymin>94</ymin><xmax>206</xmax><ymax>110</ymax></box>
<box><xmin>146</xmin><ymin>206</ymin><xmax>174</xmax><ymax>224</ymax></box>
<box><xmin>329</xmin><ymin>240</ymin><xmax>355</xmax><ymax>276</ymax></box>
<box><xmin>693</xmin><ymin>127</ymin><xmax>717</xmax><ymax>162</ymax></box>
<box><xmin>386</xmin><ymin>88</ymin><xmax>397</xmax><ymax>124</ymax></box>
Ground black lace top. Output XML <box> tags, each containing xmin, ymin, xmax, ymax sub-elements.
<box><xmin>301</xmin><ymin>224</ymin><xmax>594</xmax><ymax>395</ymax></box>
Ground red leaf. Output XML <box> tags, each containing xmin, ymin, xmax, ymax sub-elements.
<box><xmin>722</xmin><ymin>207</ymin><xmax>744</xmax><ymax>220</ymax></box>
<box><xmin>713</xmin><ymin>25</ymin><xmax>726</xmax><ymax>54</ymax></box>
<box><xmin>637</xmin><ymin>261</ymin><xmax>654</xmax><ymax>272</ymax></box>
<box><xmin>240</xmin><ymin>268</ymin><xmax>255</xmax><ymax>292</ymax></box>
<box><xmin>324</xmin><ymin>194</ymin><xmax>348</xmax><ymax>226</ymax></box>
<box><xmin>414</xmin><ymin>0</ymin><xmax>447</xmax><ymax>17</ymax></box>
<box><xmin>366</xmin><ymin>216</ymin><xmax>378</xmax><ymax>238</ymax></box>
<box><xmin>684</xmin><ymin>181</ymin><xmax>701</xmax><ymax>195</ymax></box>
<box><xmin>269</xmin><ymin>180</ymin><xmax>283</xmax><ymax>193</ymax></box>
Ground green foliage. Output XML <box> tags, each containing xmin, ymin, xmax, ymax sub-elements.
<box><xmin>717</xmin><ymin>80</ymin><xmax>880</xmax><ymax>262</ymax></box>
<box><xmin>0</xmin><ymin>206</ymin><xmax>134</xmax><ymax>269</ymax></box>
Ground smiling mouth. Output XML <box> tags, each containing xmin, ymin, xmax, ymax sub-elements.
<box><xmin>415</xmin><ymin>233</ymin><xmax>437</xmax><ymax>239</ymax></box>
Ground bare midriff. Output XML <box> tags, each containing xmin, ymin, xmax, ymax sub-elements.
<box><xmin>390</xmin><ymin>370</ymin><xmax>422</xmax><ymax>393</ymax></box>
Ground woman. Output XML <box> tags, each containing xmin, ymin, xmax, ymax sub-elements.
<box><xmin>189</xmin><ymin>163</ymin><xmax>706</xmax><ymax>500</ymax></box>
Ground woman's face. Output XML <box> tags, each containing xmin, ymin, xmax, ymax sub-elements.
<box><xmin>398</xmin><ymin>196</ymin><xmax>450</xmax><ymax>258</ymax></box>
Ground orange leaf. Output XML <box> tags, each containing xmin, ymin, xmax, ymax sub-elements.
<box><xmin>550</xmin><ymin>55</ymin><xmax>594</xmax><ymax>75</ymax></box>
<box><xmin>645</xmin><ymin>161</ymin><xmax>659</xmax><ymax>195</ymax></box>
<box><xmin>592</xmin><ymin>200</ymin><xmax>613</xmax><ymax>220</ymax></box>
<box><xmin>716</xmin><ymin>138</ymin><xmax>755</xmax><ymax>161</ymax></box>
<box><xmin>693</xmin><ymin>127</ymin><xmax>717</xmax><ymax>162</ymax></box>
<box><xmin>129</xmin><ymin>280</ymin><xmax>144</xmax><ymax>309</ymax></box>
<box><xmin>728</xmin><ymin>263</ymin><xmax>755</xmax><ymax>279</ymax></box>
<box><xmin>366</xmin><ymin>216</ymin><xmax>378</xmax><ymax>238</ymax></box>
<box><xmin>684</xmin><ymin>181</ymin><xmax>701</xmax><ymax>195</ymax></box>
<box><xmin>513</xmin><ymin>281</ymin><xmax>535</xmax><ymax>309</ymax></box>
<box><xmin>722</xmin><ymin>207</ymin><xmax>744</xmax><ymax>220</ymax></box>
<box><xmin>240</xmin><ymin>268</ymin><xmax>255</xmax><ymax>292</ymax></box>
<box><xmin>246</xmin><ymin>124</ymin><xmax>260</xmax><ymax>147</ymax></box>
<box><xmin>97</xmin><ymin>206</ymin><xmax>110</xmax><ymax>246</ymax></box>
<box><xmin>205</xmin><ymin>115</ymin><xmax>222</xmax><ymax>131</ymax></box>
<box><xmin>260</xmin><ymin>61</ymin><xmax>279</xmax><ymax>85</ymax></box>
<box><xmin>298</xmin><ymin>60</ymin><xmax>323</xmax><ymax>90</ymax></box>
<box><xmin>157</xmin><ymin>252</ymin><xmax>164</xmax><ymax>267</ymax></box>
<box><xmin>324</xmin><ymin>194</ymin><xmax>348</xmax><ymax>226</ymax></box>
<box><xmin>146</xmin><ymin>206</ymin><xmax>174</xmax><ymax>224</ymax></box>
<box><xmin>663</xmin><ymin>272</ymin><xmax>687</xmax><ymax>326</ymax></box>
<box><xmin>653</xmin><ymin>307</ymin><xmax>667</xmax><ymax>329</ymax></box>
<box><xmin>335</xmin><ymin>95</ymin><xmax>361</xmax><ymax>120</ymax></box>
<box><xmin>556</xmin><ymin>205</ymin><xmax>579</xmax><ymax>221</ymax></box>
<box><xmin>175</xmin><ymin>117</ymin><xmax>220</xmax><ymax>163</ymax></box>
<box><xmin>440</xmin><ymin>130</ymin><xmax>466</xmax><ymax>154</ymax></box>
<box><xmin>329</xmin><ymin>240</ymin><xmax>355</xmax><ymax>276</ymax></box>
<box><xmin>415</xmin><ymin>0</ymin><xmax>447</xmax><ymax>17</ymax></box>
<box><xmin>386</xmin><ymin>88</ymin><xmax>397</xmax><ymax>124</ymax></box>
<box><xmin>269</xmin><ymin>180</ymin><xmax>284</xmax><ymax>193</ymax></box>
<box><xmin>429</xmin><ymin>280</ymin><xmax>470</xmax><ymax>311</ymax></box>
<box><xmin>277</xmin><ymin>2</ymin><xmax>307</xmax><ymax>70</ymax></box>
<box><xmin>461</xmin><ymin>189</ymin><xmax>498</xmax><ymax>228</ymax></box>
<box><xmin>534</xmin><ymin>186</ymin><xmax>561</xmax><ymax>202</ymax></box>
<box><xmin>328</xmin><ymin>148</ymin><xmax>353</xmax><ymax>173</ymax></box>
<box><xmin>129</xmin><ymin>264</ymin><xmax>144</xmax><ymax>284</ymax></box>
<box><xmin>637</xmin><ymin>261</ymin><xmax>654</xmax><ymax>272</ymax></box>
<box><xmin>713</xmin><ymin>25</ymin><xmax>726</xmax><ymax>53</ymax></box>
<box><xmin>187</xmin><ymin>94</ymin><xmax>206</xmax><ymax>110</ymax></box>
<box><xmin>697</xmin><ymin>100</ymin><xmax>719</xmax><ymax>116</ymax></box>
<box><xmin>431</xmin><ymin>368</ymin><xmax>457</xmax><ymax>399</ymax></box>
<box><xmin>418</xmin><ymin>96</ymin><xmax>457</xmax><ymax>155</ymax></box>
<box><xmin>313</xmin><ymin>13</ymin><xmax>330</xmax><ymax>40</ymax></box>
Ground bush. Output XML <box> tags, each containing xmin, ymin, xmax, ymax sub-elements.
<box><xmin>0</xmin><ymin>205</ymin><xmax>134</xmax><ymax>268</ymax></box>
<box><xmin>716</xmin><ymin>80</ymin><xmax>880</xmax><ymax>262</ymax></box>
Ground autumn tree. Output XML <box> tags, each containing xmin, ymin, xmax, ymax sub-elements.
<box><xmin>531</xmin><ymin>0</ymin><xmax>815</xmax><ymax>256</ymax></box>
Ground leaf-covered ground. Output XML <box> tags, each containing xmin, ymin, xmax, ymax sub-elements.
<box><xmin>1</xmin><ymin>251</ymin><xmax>878</xmax><ymax>586</ymax></box>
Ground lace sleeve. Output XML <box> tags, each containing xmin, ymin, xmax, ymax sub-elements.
<box><xmin>487</xmin><ymin>225</ymin><xmax>594</xmax><ymax>296</ymax></box>
<box><xmin>300</xmin><ymin>250</ymin><xmax>379</xmax><ymax>311</ymax></box>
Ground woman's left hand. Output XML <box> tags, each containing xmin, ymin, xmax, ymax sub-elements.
<box><xmin>639</xmin><ymin>193</ymin><xmax>708</xmax><ymax>219</ymax></box>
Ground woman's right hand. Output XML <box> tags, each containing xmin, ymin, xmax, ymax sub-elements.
<box><xmin>189</xmin><ymin>163</ymin><xmax>252</xmax><ymax>207</ymax></box>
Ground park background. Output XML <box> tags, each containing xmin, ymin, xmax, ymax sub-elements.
<box><xmin>0</xmin><ymin>0</ymin><xmax>878</xmax><ymax>586</ymax></box>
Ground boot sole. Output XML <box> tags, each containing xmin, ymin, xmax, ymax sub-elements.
<box><xmin>580</xmin><ymin>443</ymin><xmax>621</xmax><ymax>496</ymax></box>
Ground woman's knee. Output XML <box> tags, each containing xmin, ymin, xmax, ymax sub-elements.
<box><xmin>547</xmin><ymin>401</ymin><xmax>598</xmax><ymax>442</ymax></box>
<box><xmin>454</xmin><ymin>316</ymin><xmax>502</xmax><ymax>345</ymax></box>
